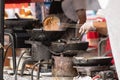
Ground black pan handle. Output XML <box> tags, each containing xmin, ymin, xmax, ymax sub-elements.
<box><xmin>15</xmin><ymin>13</ymin><xmax>20</xmax><ymax>19</ymax></box>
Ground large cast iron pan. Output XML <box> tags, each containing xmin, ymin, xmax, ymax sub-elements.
<box><xmin>50</xmin><ymin>39</ymin><xmax>89</xmax><ymax>53</ymax></box>
<box><xmin>29</xmin><ymin>29</ymin><xmax>65</xmax><ymax>42</ymax></box>
<box><xmin>73</xmin><ymin>56</ymin><xmax>113</xmax><ymax>66</ymax></box>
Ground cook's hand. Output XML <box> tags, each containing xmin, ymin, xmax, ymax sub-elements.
<box><xmin>79</xmin><ymin>21</ymin><xmax>96</xmax><ymax>34</ymax></box>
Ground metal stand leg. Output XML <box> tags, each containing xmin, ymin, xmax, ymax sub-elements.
<box><xmin>31</xmin><ymin>60</ymin><xmax>43</xmax><ymax>80</ymax></box>
<box><xmin>4</xmin><ymin>32</ymin><xmax>16</xmax><ymax>74</ymax></box>
<box><xmin>20</xmin><ymin>58</ymin><xmax>35</xmax><ymax>76</ymax></box>
<box><xmin>37</xmin><ymin>62</ymin><xmax>41</xmax><ymax>80</ymax></box>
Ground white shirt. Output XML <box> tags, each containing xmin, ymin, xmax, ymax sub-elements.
<box><xmin>103</xmin><ymin>0</ymin><xmax>120</xmax><ymax>79</ymax></box>
<box><xmin>91</xmin><ymin>0</ymin><xmax>120</xmax><ymax>79</ymax></box>
<box><xmin>98</xmin><ymin>0</ymin><xmax>109</xmax><ymax>9</ymax></box>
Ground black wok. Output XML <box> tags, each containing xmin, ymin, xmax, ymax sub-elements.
<box><xmin>29</xmin><ymin>29</ymin><xmax>65</xmax><ymax>42</ymax></box>
<box><xmin>73</xmin><ymin>56</ymin><xmax>113</xmax><ymax>66</ymax></box>
<box><xmin>4</xmin><ymin>18</ymin><xmax>38</xmax><ymax>29</ymax></box>
<box><xmin>50</xmin><ymin>39</ymin><xmax>89</xmax><ymax>53</ymax></box>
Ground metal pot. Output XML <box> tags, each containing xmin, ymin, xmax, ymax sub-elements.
<box><xmin>52</xmin><ymin>55</ymin><xmax>77</xmax><ymax>77</ymax></box>
<box><xmin>73</xmin><ymin>56</ymin><xmax>113</xmax><ymax>66</ymax></box>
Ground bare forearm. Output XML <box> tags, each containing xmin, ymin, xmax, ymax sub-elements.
<box><xmin>76</xmin><ymin>9</ymin><xmax>86</xmax><ymax>24</ymax></box>
<box><xmin>93</xmin><ymin>21</ymin><xmax>108</xmax><ymax>35</ymax></box>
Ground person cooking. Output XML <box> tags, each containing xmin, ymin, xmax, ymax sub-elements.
<box><xmin>61</xmin><ymin>0</ymin><xmax>101</xmax><ymax>38</ymax></box>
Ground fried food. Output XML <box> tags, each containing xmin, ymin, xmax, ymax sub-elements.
<box><xmin>43</xmin><ymin>15</ymin><xmax>60</xmax><ymax>31</ymax></box>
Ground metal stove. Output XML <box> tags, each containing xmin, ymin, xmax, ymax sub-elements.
<box><xmin>73</xmin><ymin>65</ymin><xmax>118</xmax><ymax>80</ymax></box>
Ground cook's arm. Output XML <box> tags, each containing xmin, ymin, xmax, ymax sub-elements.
<box><xmin>79</xmin><ymin>21</ymin><xmax>108</xmax><ymax>36</ymax></box>
<box><xmin>93</xmin><ymin>21</ymin><xmax>108</xmax><ymax>36</ymax></box>
<box><xmin>76</xmin><ymin>9</ymin><xmax>86</xmax><ymax>24</ymax></box>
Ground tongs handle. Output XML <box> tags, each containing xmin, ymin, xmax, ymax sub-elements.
<box><xmin>75</xmin><ymin>20</ymin><xmax>86</xmax><ymax>41</ymax></box>
<box><xmin>79</xmin><ymin>31</ymin><xmax>86</xmax><ymax>41</ymax></box>
<box><xmin>15</xmin><ymin>13</ymin><xmax>20</xmax><ymax>19</ymax></box>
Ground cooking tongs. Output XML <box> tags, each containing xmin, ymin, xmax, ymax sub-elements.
<box><xmin>75</xmin><ymin>21</ymin><xmax>86</xmax><ymax>41</ymax></box>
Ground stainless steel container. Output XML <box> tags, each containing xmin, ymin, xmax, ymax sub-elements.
<box><xmin>52</xmin><ymin>55</ymin><xmax>77</xmax><ymax>77</ymax></box>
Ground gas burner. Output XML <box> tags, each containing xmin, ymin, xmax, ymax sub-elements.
<box><xmin>73</xmin><ymin>66</ymin><xmax>118</xmax><ymax>80</ymax></box>
<box><xmin>74</xmin><ymin>66</ymin><xmax>111</xmax><ymax>76</ymax></box>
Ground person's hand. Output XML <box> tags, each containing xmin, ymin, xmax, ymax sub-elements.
<box><xmin>79</xmin><ymin>21</ymin><xmax>96</xmax><ymax>34</ymax></box>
